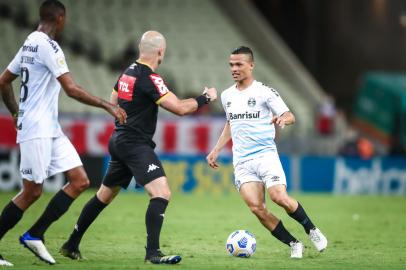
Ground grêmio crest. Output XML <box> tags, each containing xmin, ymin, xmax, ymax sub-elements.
<box><xmin>247</xmin><ymin>97</ymin><xmax>256</xmax><ymax>107</ymax></box>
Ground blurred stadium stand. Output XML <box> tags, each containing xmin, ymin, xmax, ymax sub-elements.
<box><xmin>0</xmin><ymin>0</ymin><xmax>347</xmax><ymax>154</ymax></box>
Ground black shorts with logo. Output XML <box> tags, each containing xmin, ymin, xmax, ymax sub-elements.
<box><xmin>102</xmin><ymin>133</ymin><xmax>166</xmax><ymax>189</ymax></box>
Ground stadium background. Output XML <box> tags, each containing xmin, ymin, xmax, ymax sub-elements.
<box><xmin>0</xmin><ymin>1</ymin><xmax>405</xmax><ymax>269</ymax></box>
<box><xmin>1</xmin><ymin>0</ymin><xmax>405</xmax><ymax>195</ymax></box>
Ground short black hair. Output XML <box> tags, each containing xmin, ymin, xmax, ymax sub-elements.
<box><xmin>39</xmin><ymin>0</ymin><xmax>65</xmax><ymax>22</ymax></box>
<box><xmin>231</xmin><ymin>46</ymin><xmax>254</xmax><ymax>62</ymax></box>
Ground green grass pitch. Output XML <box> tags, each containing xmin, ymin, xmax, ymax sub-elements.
<box><xmin>0</xmin><ymin>191</ymin><xmax>405</xmax><ymax>269</ymax></box>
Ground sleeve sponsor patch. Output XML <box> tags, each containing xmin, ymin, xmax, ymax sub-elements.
<box><xmin>47</xmin><ymin>39</ymin><xmax>59</xmax><ymax>53</ymax></box>
<box><xmin>117</xmin><ymin>74</ymin><xmax>136</xmax><ymax>101</ymax></box>
<box><xmin>149</xmin><ymin>74</ymin><xmax>169</xmax><ymax>96</ymax></box>
<box><xmin>56</xmin><ymin>57</ymin><xmax>66</xmax><ymax>68</ymax></box>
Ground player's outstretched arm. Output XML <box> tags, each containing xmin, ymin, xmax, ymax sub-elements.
<box><xmin>271</xmin><ymin>111</ymin><xmax>295</xmax><ymax>129</ymax></box>
<box><xmin>0</xmin><ymin>69</ymin><xmax>19</xmax><ymax>127</ymax></box>
<box><xmin>207</xmin><ymin>122</ymin><xmax>231</xmax><ymax>169</ymax></box>
<box><xmin>110</xmin><ymin>90</ymin><xmax>118</xmax><ymax>105</ymax></box>
<box><xmin>58</xmin><ymin>73</ymin><xmax>127</xmax><ymax>124</ymax></box>
<box><xmin>159</xmin><ymin>87</ymin><xmax>217</xmax><ymax>116</ymax></box>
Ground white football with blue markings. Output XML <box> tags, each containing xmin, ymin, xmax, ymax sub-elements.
<box><xmin>226</xmin><ymin>230</ymin><xmax>256</xmax><ymax>257</ymax></box>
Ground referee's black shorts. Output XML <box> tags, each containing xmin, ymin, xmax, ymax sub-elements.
<box><xmin>102</xmin><ymin>134</ymin><xmax>166</xmax><ymax>189</ymax></box>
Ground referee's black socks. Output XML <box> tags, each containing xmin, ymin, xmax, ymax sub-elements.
<box><xmin>0</xmin><ymin>201</ymin><xmax>24</xmax><ymax>240</ymax></box>
<box><xmin>288</xmin><ymin>202</ymin><xmax>315</xmax><ymax>234</ymax></box>
<box><xmin>145</xmin><ymin>197</ymin><xmax>168</xmax><ymax>255</ymax></box>
<box><xmin>28</xmin><ymin>190</ymin><xmax>74</xmax><ymax>239</ymax></box>
<box><xmin>64</xmin><ymin>195</ymin><xmax>107</xmax><ymax>250</ymax></box>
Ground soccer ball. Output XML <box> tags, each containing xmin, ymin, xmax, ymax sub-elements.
<box><xmin>226</xmin><ymin>230</ymin><xmax>256</xmax><ymax>258</ymax></box>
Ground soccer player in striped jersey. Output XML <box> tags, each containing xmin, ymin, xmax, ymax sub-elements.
<box><xmin>207</xmin><ymin>46</ymin><xmax>327</xmax><ymax>259</ymax></box>
<box><xmin>0</xmin><ymin>0</ymin><xmax>126</xmax><ymax>266</ymax></box>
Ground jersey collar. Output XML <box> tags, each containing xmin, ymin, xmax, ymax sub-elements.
<box><xmin>137</xmin><ymin>60</ymin><xmax>154</xmax><ymax>71</ymax></box>
<box><xmin>235</xmin><ymin>80</ymin><xmax>256</xmax><ymax>92</ymax></box>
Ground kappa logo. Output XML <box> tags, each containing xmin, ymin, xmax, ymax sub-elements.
<box><xmin>147</xmin><ymin>163</ymin><xmax>159</xmax><ymax>173</ymax></box>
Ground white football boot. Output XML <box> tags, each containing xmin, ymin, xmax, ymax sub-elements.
<box><xmin>309</xmin><ymin>228</ymin><xmax>328</xmax><ymax>252</ymax></box>
<box><xmin>290</xmin><ymin>241</ymin><xmax>304</xmax><ymax>259</ymax></box>
<box><xmin>0</xmin><ymin>255</ymin><xmax>13</xmax><ymax>266</ymax></box>
<box><xmin>19</xmin><ymin>232</ymin><xmax>56</xmax><ymax>265</ymax></box>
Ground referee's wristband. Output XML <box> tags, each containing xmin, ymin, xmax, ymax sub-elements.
<box><xmin>195</xmin><ymin>94</ymin><xmax>210</xmax><ymax>109</ymax></box>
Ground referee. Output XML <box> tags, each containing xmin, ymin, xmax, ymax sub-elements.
<box><xmin>60</xmin><ymin>31</ymin><xmax>217</xmax><ymax>264</ymax></box>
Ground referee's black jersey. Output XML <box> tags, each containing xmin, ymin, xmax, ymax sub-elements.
<box><xmin>112</xmin><ymin>61</ymin><xmax>170</xmax><ymax>148</ymax></box>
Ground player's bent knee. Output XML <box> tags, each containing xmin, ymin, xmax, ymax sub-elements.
<box><xmin>81</xmin><ymin>178</ymin><xmax>90</xmax><ymax>190</ymax></box>
<box><xmin>271</xmin><ymin>195</ymin><xmax>289</xmax><ymax>208</ymax></box>
<box><xmin>159</xmin><ymin>190</ymin><xmax>171</xmax><ymax>201</ymax></box>
<box><xmin>249</xmin><ymin>204</ymin><xmax>266</xmax><ymax>218</ymax></box>
<box><xmin>74</xmin><ymin>177</ymin><xmax>90</xmax><ymax>192</ymax></box>
<box><xmin>150</xmin><ymin>189</ymin><xmax>171</xmax><ymax>201</ymax></box>
<box><xmin>164</xmin><ymin>190</ymin><xmax>171</xmax><ymax>200</ymax></box>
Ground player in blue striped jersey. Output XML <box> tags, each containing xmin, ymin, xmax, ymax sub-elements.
<box><xmin>207</xmin><ymin>46</ymin><xmax>327</xmax><ymax>259</ymax></box>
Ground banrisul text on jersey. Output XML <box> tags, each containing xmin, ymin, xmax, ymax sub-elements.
<box><xmin>229</xmin><ymin>111</ymin><xmax>260</xmax><ymax>120</ymax></box>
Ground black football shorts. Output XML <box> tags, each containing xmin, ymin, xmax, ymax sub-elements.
<box><xmin>102</xmin><ymin>135</ymin><xmax>166</xmax><ymax>189</ymax></box>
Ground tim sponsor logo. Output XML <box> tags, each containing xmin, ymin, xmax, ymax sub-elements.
<box><xmin>229</xmin><ymin>111</ymin><xmax>260</xmax><ymax>120</ymax></box>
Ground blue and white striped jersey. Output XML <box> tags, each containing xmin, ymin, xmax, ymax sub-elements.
<box><xmin>221</xmin><ymin>80</ymin><xmax>289</xmax><ymax>166</ymax></box>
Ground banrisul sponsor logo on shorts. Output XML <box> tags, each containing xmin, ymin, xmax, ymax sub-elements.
<box><xmin>229</xmin><ymin>111</ymin><xmax>260</xmax><ymax>120</ymax></box>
